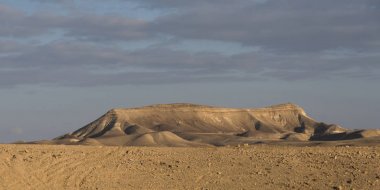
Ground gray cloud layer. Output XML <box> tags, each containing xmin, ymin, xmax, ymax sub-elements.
<box><xmin>0</xmin><ymin>4</ymin><xmax>150</xmax><ymax>40</ymax></box>
<box><xmin>0</xmin><ymin>0</ymin><xmax>379</xmax><ymax>87</ymax></box>
<box><xmin>1</xmin><ymin>41</ymin><xmax>379</xmax><ymax>87</ymax></box>
<box><xmin>148</xmin><ymin>0</ymin><xmax>380</xmax><ymax>52</ymax></box>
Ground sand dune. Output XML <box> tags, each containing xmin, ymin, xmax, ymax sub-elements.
<box><xmin>33</xmin><ymin>103</ymin><xmax>380</xmax><ymax>146</ymax></box>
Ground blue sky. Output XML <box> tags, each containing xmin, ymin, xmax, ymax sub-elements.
<box><xmin>0</xmin><ymin>0</ymin><xmax>379</xmax><ymax>142</ymax></box>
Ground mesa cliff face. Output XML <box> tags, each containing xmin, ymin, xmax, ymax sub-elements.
<box><xmin>46</xmin><ymin>103</ymin><xmax>378</xmax><ymax>146</ymax></box>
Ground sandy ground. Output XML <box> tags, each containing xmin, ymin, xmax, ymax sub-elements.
<box><xmin>0</xmin><ymin>144</ymin><xmax>379</xmax><ymax>190</ymax></box>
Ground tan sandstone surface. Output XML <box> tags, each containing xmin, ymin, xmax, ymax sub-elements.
<box><xmin>0</xmin><ymin>144</ymin><xmax>379</xmax><ymax>190</ymax></box>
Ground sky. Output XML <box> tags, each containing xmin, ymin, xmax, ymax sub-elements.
<box><xmin>0</xmin><ymin>0</ymin><xmax>379</xmax><ymax>143</ymax></box>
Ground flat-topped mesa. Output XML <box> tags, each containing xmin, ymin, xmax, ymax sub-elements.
<box><xmin>48</xmin><ymin>102</ymin><xmax>365</xmax><ymax>146</ymax></box>
<box><xmin>64</xmin><ymin>103</ymin><xmax>317</xmax><ymax>140</ymax></box>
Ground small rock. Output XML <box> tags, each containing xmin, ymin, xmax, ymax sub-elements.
<box><xmin>333</xmin><ymin>185</ymin><xmax>343</xmax><ymax>190</ymax></box>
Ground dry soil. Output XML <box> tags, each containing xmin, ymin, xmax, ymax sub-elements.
<box><xmin>0</xmin><ymin>144</ymin><xmax>379</xmax><ymax>190</ymax></box>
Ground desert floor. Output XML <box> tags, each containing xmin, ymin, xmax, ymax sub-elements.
<box><xmin>0</xmin><ymin>144</ymin><xmax>379</xmax><ymax>190</ymax></box>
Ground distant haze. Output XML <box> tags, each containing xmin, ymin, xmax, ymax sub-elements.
<box><xmin>0</xmin><ymin>0</ymin><xmax>379</xmax><ymax>142</ymax></box>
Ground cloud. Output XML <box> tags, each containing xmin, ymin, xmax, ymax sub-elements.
<box><xmin>0</xmin><ymin>4</ymin><xmax>150</xmax><ymax>41</ymax></box>
<box><xmin>0</xmin><ymin>0</ymin><xmax>379</xmax><ymax>88</ymax></box>
<box><xmin>1</xmin><ymin>40</ymin><xmax>379</xmax><ymax>88</ymax></box>
<box><xmin>146</xmin><ymin>0</ymin><xmax>380</xmax><ymax>52</ymax></box>
<box><xmin>2</xmin><ymin>1</ymin><xmax>379</xmax><ymax>51</ymax></box>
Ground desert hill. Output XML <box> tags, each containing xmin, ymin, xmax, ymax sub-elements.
<box><xmin>33</xmin><ymin>103</ymin><xmax>380</xmax><ymax>146</ymax></box>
